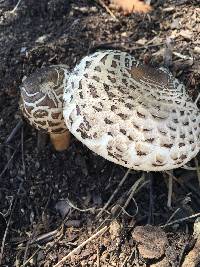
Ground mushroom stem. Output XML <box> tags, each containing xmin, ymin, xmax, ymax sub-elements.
<box><xmin>50</xmin><ymin>131</ymin><xmax>71</xmax><ymax>151</ymax></box>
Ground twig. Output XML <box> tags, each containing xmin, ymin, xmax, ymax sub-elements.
<box><xmin>173</xmin><ymin>51</ymin><xmax>193</xmax><ymax>61</ymax></box>
<box><xmin>165</xmin><ymin>170</ymin><xmax>174</xmax><ymax>208</ymax></box>
<box><xmin>0</xmin><ymin>179</ymin><xmax>24</xmax><ymax>265</ymax></box>
<box><xmin>53</xmin><ymin>226</ymin><xmax>108</xmax><ymax>267</ymax></box>
<box><xmin>167</xmin><ymin>172</ymin><xmax>173</xmax><ymax>208</ymax></box>
<box><xmin>97</xmin><ymin>0</ymin><xmax>118</xmax><ymax>20</ymax></box>
<box><xmin>10</xmin><ymin>0</ymin><xmax>23</xmax><ymax>13</ymax></box>
<box><xmin>5</xmin><ymin>120</ymin><xmax>23</xmax><ymax>144</ymax></box>
<box><xmin>161</xmin><ymin>212</ymin><xmax>200</xmax><ymax>228</ymax></box>
<box><xmin>21</xmin><ymin>248</ymin><xmax>41</xmax><ymax>267</ymax></box>
<box><xmin>96</xmin><ymin>169</ymin><xmax>131</xmax><ymax>218</ymax></box>
<box><xmin>66</xmin><ymin>198</ymin><xmax>96</xmax><ymax>213</ymax></box>
<box><xmin>0</xmin><ymin>143</ymin><xmax>21</xmax><ymax>180</ymax></box>
<box><xmin>119</xmin><ymin>173</ymin><xmax>145</xmax><ymax>217</ymax></box>
<box><xmin>165</xmin><ymin>208</ymin><xmax>181</xmax><ymax>225</ymax></box>
<box><xmin>147</xmin><ymin>172</ymin><xmax>154</xmax><ymax>224</ymax></box>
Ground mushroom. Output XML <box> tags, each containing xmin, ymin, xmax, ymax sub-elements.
<box><xmin>20</xmin><ymin>65</ymin><xmax>70</xmax><ymax>151</ymax></box>
<box><xmin>63</xmin><ymin>50</ymin><xmax>200</xmax><ymax>171</ymax></box>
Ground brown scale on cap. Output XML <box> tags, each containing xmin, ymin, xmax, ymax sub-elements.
<box><xmin>20</xmin><ymin>65</ymin><xmax>70</xmax><ymax>151</ymax></box>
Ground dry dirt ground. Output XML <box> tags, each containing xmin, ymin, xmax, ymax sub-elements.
<box><xmin>0</xmin><ymin>0</ymin><xmax>200</xmax><ymax>266</ymax></box>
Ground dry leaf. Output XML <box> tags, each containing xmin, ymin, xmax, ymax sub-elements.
<box><xmin>110</xmin><ymin>0</ymin><xmax>152</xmax><ymax>14</ymax></box>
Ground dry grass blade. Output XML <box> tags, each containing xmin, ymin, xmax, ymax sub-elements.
<box><xmin>5</xmin><ymin>120</ymin><xmax>23</xmax><ymax>144</ymax></box>
<box><xmin>167</xmin><ymin>173</ymin><xmax>173</xmax><ymax>208</ymax></box>
<box><xmin>119</xmin><ymin>173</ymin><xmax>145</xmax><ymax>217</ymax></box>
<box><xmin>0</xmin><ymin>143</ymin><xmax>20</xmax><ymax>180</ymax></box>
<box><xmin>96</xmin><ymin>169</ymin><xmax>131</xmax><ymax>218</ymax></box>
<box><xmin>21</xmin><ymin>248</ymin><xmax>41</xmax><ymax>267</ymax></box>
<box><xmin>97</xmin><ymin>0</ymin><xmax>118</xmax><ymax>20</ymax></box>
<box><xmin>10</xmin><ymin>0</ymin><xmax>23</xmax><ymax>13</ymax></box>
<box><xmin>53</xmin><ymin>226</ymin><xmax>108</xmax><ymax>267</ymax></box>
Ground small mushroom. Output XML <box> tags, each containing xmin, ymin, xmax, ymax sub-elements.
<box><xmin>20</xmin><ymin>65</ymin><xmax>70</xmax><ymax>151</ymax></box>
<box><xmin>63</xmin><ymin>50</ymin><xmax>200</xmax><ymax>171</ymax></box>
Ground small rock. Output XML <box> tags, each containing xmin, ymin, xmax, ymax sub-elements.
<box><xmin>35</xmin><ymin>35</ymin><xmax>48</xmax><ymax>44</ymax></box>
<box><xmin>136</xmin><ymin>38</ymin><xmax>147</xmax><ymax>45</ymax></box>
<box><xmin>78</xmin><ymin>7</ymin><xmax>89</xmax><ymax>14</ymax></box>
<box><xmin>55</xmin><ymin>200</ymin><xmax>71</xmax><ymax>218</ymax></box>
<box><xmin>90</xmin><ymin>7</ymin><xmax>98</xmax><ymax>13</ymax></box>
<box><xmin>20</xmin><ymin>47</ymin><xmax>27</xmax><ymax>54</ymax></box>
<box><xmin>132</xmin><ymin>225</ymin><xmax>168</xmax><ymax>259</ymax></box>
<box><xmin>194</xmin><ymin>47</ymin><xmax>200</xmax><ymax>54</ymax></box>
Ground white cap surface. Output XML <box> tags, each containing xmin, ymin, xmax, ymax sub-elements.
<box><xmin>63</xmin><ymin>50</ymin><xmax>200</xmax><ymax>171</ymax></box>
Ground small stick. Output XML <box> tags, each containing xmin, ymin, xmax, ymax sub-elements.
<box><xmin>161</xmin><ymin>212</ymin><xmax>200</xmax><ymax>228</ymax></box>
<box><xmin>0</xmin><ymin>143</ymin><xmax>20</xmax><ymax>180</ymax></box>
<box><xmin>97</xmin><ymin>0</ymin><xmax>118</xmax><ymax>20</ymax></box>
<box><xmin>96</xmin><ymin>169</ymin><xmax>131</xmax><ymax>218</ymax></box>
<box><xmin>5</xmin><ymin>120</ymin><xmax>23</xmax><ymax>144</ymax></box>
<box><xmin>53</xmin><ymin>226</ymin><xmax>108</xmax><ymax>267</ymax></box>
<box><xmin>165</xmin><ymin>208</ymin><xmax>181</xmax><ymax>225</ymax></box>
<box><xmin>119</xmin><ymin>173</ymin><xmax>145</xmax><ymax>217</ymax></box>
<box><xmin>147</xmin><ymin>172</ymin><xmax>154</xmax><ymax>224</ymax></box>
<box><xmin>21</xmin><ymin>248</ymin><xmax>41</xmax><ymax>267</ymax></box>
<box><xmin>10</xmin><ymin>0</ymin><xmax>23</xmax><ymax>13</ymax></box>
<box><xmin>0</xmin><ymin>179</ymin><xmax>24</xmax><ymax>265</ymax></box>
<box><xmin>167</xmin><ymin>173</ymin><xmax>173</xmax><ymax>208</ymax></box>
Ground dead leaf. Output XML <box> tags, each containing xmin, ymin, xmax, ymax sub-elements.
<box><xmin>179</xmin><ymin>30</ymin><xmax>193</xmax><ymax>40</ymax></box>
<box><xmin>110</xmin><ymin>0</ymin><xmax>152</xmax><ymax>14</ymax></box>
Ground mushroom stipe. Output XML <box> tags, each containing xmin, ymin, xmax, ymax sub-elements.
<box><xmin>20</xmin><ymin>50</ymin><xmax>200</xmax><ymax>170</ymax></box>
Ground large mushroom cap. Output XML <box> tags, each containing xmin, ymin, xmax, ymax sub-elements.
<box><xmin>63</xmin><ymin>50</ymin><xmax>200</xmax><ymax>171</ymax></box>
<box><xmin>20</xmin><ymin>65</ymin><xmax>69</xmax><ymax>134</ymax></box>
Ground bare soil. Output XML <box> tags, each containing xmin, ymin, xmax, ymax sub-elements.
<box><xmin>0</xmin><ymin>0</ymin><xmax>200</xmax><ymax>266</ymax></box>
